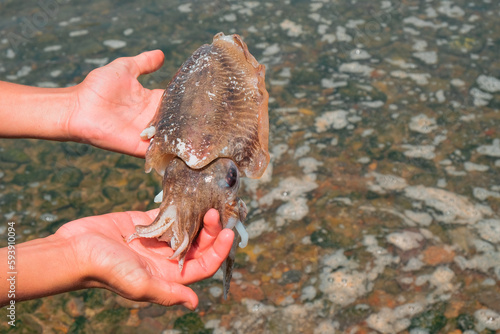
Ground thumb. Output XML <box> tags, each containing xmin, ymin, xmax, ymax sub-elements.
<box><xmin>129</xmin><ymin>49</ymin><xmax>165</xmax><ymax>77</ymax></box>
<box><xmin>145</xmin><ymin>277</ymin><xmax>199</xmax><ymax>310</ymax></box>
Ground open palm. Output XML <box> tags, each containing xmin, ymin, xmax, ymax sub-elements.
<box><xmin>55</xmin><ymin>209</ymin><xmax>233</xmax><ymax>309</ymax></box>
<box><xmin>68</xmin><ymin>50</ymin><xmax>166</xmax><ymax>158</ymax></box>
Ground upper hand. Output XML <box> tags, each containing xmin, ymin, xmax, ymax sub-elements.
<box><xmin>55</xmin><ymin>209</ymin><xmax>234</xmax><ymax>309</ymax></box>
<box><xmin>67</xmin><ymin>50</ymin><xmax>165</xmax><ymax>158</ymax></box>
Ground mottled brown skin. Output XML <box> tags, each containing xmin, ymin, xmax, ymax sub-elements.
<box><xmin>129</xmin><ymin>33</ymin><xmax>269</xmax><ymax>298</ymax></box>
<box><xmin>143</xmin><ymin>33</ymin><xmax>269</xmax><ymax>178</ymax></box>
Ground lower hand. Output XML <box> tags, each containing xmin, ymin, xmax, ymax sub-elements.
<box><xmin>56</xmin><ymin>209</ymin><xmax>234</xmax><ymax>309</ymax></box>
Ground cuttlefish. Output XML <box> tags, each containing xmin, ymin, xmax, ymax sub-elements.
<box><xmin>127</xmin><ymin>32</ymin><xmax>269</xmax><ymax>298</ymax></box>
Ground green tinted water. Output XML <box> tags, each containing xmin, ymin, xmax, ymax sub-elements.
<box><xmin>1</xmin><ymin>0</ymin><xmax>499</xmax><ymax>332</ymax></box>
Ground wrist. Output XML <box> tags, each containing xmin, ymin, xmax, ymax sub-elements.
<box><xmin>51</xmin><ymin>229</ymin><xmax>103</xmax><ymax>290</ymax></box>
<box><xmin>46</xmin><ymin>233</ymin><xmax>89</xmax><ymax>287</ymax></box>
<box><xmin>63</xmin><ymin>82</ymin><xmax>109</xmax><ymax>148</ymax></box>
<box><xmin>56</xmin><ymin>85</ymin><xmax>80</xmax><ymax>143</ymax></box>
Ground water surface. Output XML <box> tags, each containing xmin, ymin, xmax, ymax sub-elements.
<box><xmin>1</xmin><ymin>0</ymin><xmax>499</xmax><ymax>333</ymax></box>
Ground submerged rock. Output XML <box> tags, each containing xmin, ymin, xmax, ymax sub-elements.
<box><xmin>173</xmin><ymin>313</ymin><xmax>208</xmax><ymax>333</ymax></box>
<box><xmin>474</xmin><ymin>309</ymin><xmax>500</xmax><ymax>331</ymax></box>
<box><xmin>475</xmin><ymin>219</ymin><xmax>500</xmax><ymax>244</ymax></box>
<box><xmin>477</xmin><ymin>139</ymin><xmax>500</xmax><ymax>157</ymax></box>
<box><xmin>409</xmin><ymin>306</ymin><xmax>447</xmax><ymax>334</ymax></box>
<box><xmin>409</xmin><ymin>114</ymin><xmax>438</xmax><ymax>134</ymax></box>
<box><xmin>0</xmin><ymin>148</ymin><xmax>30</xmax><ymax>163</ymax></box>
<box><xmin>476</xmin><ymin>75</ymin><xmax>500</xmax><ymax>93</ymax></box>
<box><xmin>404</xmin><ymin>186</ymin><xmax>483</xmax><ymax>224</ymax></box>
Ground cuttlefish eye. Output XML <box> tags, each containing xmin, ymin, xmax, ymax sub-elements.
<box><xmin>225</xmin><ymin>165</ymin><xmax>238</xmax><ymax>188</ymax></box>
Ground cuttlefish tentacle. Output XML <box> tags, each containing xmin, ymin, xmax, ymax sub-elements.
<box><xmin>127</xmin><ymin>205</ymin><xmax>177</xmax><ymax>242</ymax></box>
<box><xmin>168</xmin><ymin>229</ymin><xmax>189</xmax><ymax>260</ymax></box>
<box><xmin>235</xmin><ymin>221</ymin><xmax>248</xmax><ymax>248</ymax></box>
<box><xmin>224</xmin><ymin>216</ymin><xmax>248</xmax><ymax>248</ymax></box>
<box><xmin>221</xmin><ymin>198</ymin><xmax>248</xmax><ymax>249</ymax></box>
<box><xmin>236</xmin><ymin>199</ymin><xmax>248</xmax><ymax>247</ymax></box>
<box><xmin>140</xmin><ymin>126</ymin><xmax>156</xmax><ymax>140</ymax></box>
<box><xmin>154</xmin><ymin>190</ymin><xmax>163</xmax><ymax>203</ymax></box>
<box><xmin>168</xmin><ymin>229</ymin><xmax>190</xmax><ymax>271</ymax></box>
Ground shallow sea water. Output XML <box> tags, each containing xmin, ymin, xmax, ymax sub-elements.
<box><xmin>1</xmin><ymin>0</ymin><xmax>500</xmax><ymax>333</ymax></box>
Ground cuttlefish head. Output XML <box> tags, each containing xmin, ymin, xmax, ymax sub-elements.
<box><xmin>128</xmin><ymin>157</ymin><xmax>247</xmax><ymax>294</ymax></box>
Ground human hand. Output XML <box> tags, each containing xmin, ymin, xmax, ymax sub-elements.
<box><xmin>55</xmin><ymin>209</ymin><xmax>234</xmax><ymax>309</ymax></box>
<box><xmin>67</xmin><ymin>50</ymin><xmax>165</xmax><ymax>158</ymax></box>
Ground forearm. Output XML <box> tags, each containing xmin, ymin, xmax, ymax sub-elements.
<box><xmin>0</xmin><ymin>81</ymin><xmax>77</xmax><ymax>141</ymax></box>
<box><xmin>0</xmin><ymin>234</ymin><xmax>85</xmax><ymax>306</ymax></box>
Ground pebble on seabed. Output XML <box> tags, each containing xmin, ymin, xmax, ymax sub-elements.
<box><xmin>475</xmin><ymin>309</ymin><xmax>500</xmax><ymax>331</ymax></box>
<box><xmin>386</xmin><ymin>231</ymin><xmax>424</xmax><ymax>251</ymax></box>
<box><xmin>103</xmin><ymin>40</ymin><xmax>127</xmax><ymax>49</ymax></box>
<box><xmin>476</xmin><ymin>75</ymin><xmax>500</xmax><ymax>93</ymax></box>
<box><xmin>366</xmin><ymin>303</ymin><xmax>424</xmax><ymax>333</ymax></box>
<box><xmin>475</xmin><ymin>219</ymin><xmax>500</xmax><ymax>244</ymax></box>
<box><xmin>408</xmin><ymin>113</ymin><xmax>437</xmax><ymax>134</ymax></box>
<box><xmin>404</xmin><ymin>186</ymin><xmax>484</xmax><ymax>224</ymax></box>
<box><xmin>477</xmin><ymin>139</ymin><xmax>500</xmax><ymax>157</ymax></box>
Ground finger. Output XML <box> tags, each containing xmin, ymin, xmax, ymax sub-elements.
<box><xmin>201</xmin><ymin>209</ymin><xmax>222</xmax><ymax>239</ymax></box>
<box><xmin>132</xmin><ymin>140</ymin><xmax>149</xmax><ymax>159</ymax></box>
<box><xmin>130</xmin><ymin>50</ymin><xmax>165</xmax><ymax>77</ymax></box>
<box><xmin>187</xmin><ymin>209</ymin><xmax>221</xmax><ymax>257</ymax></box>
<box><xmin>180</xmin><ymin>228</ymin><xmax>234</xmax><ymax>284</ymax></box>
<box><xmin>123</xmin><ymin>210</ymin><xmax>159</xmax><ymax>230</ymax></box>
<box><xmin>144</xmin><ymin>208</ymin><xmax>161</xmax><ymax>220</ymax></box>
<box><xmin>131</xmin><ymin>88</ymin><xmax>165</xmax><ymax>158</ymax></box>
<box><xmin>144</xmin><ymin>277</ymin><xmax>198</xmax><ymax>310</ymax></box>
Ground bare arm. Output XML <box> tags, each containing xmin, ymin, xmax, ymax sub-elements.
<box><xmin>0</xmin><ymin>209</ymin><xmax>233</xmax><ymax>309</ymax></box>
<box><xmin>0</xmin><ymin>82</ymin><xmax>76</xmax><ymax>141</ymax></box>
<box><xmin>0</xmin><ymin>232</ymin><xmax>84</xmax><ymax>305</ymax></box>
